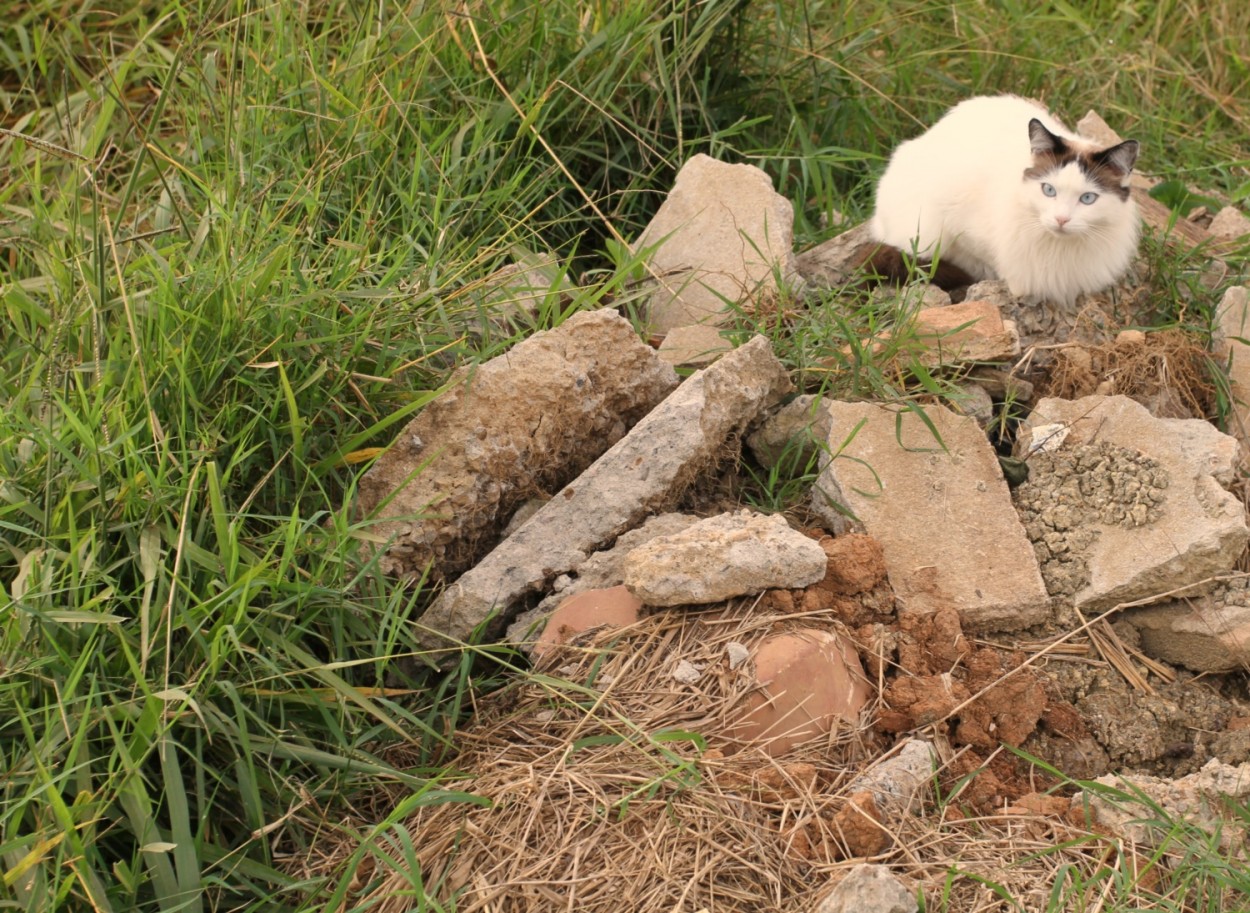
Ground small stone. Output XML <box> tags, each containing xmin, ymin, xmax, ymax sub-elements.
<box><xmin>1213</xmin><ymin>287</ymin><xmax>1250</xmax><ymax>458</ymax></box>
<box><xmin>815</xmin><ymin>863</ymin><xmax>918</xmax><ymax>913</ymax></box>
<box><xmin>795</xmin><ymin>222</ymin><xmax>880</xmax><ymax>289</ymax></box>
<box><xmin>849</xmin><ymin>739</ymin><xmax>937</xmax><ymax>814</ymax></box>
<box><xmin>621</xmin><ymin>510</ymin><xmax>828</xmax><ymax>607</ymax></box>
<box><xmin>1209</xmin><ymin>206</ymin><xmax>1250</xmax><ymax>242</ymax></box>
<box><xmin>726</xmin><ymin>642</ymin><xmax>750</xmax><ymax>670</ymax></box>
<box><xmin>672</xmin><ymin>660</ymin><xmax>704</xmax><ymax>684</ymax></box>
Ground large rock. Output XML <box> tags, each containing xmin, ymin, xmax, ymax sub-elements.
<box><xmin>1016</xmin><ymin>395</ymin><xmax>1247</xmax><ymax>611</ymax></box>
<box><xmin>356</xmin><ymin>308</ymin><xmax>677</xmax><ymax>581</ymax></box>
<box><xmin>815</xmin><ymin>864</ymin><xmax>917</xmax><ymax>913</ymax></box>
<box><xmin>621</xmin><ymin>509</ymin><xmax>828</xmax><ymax>606</ymax></box>
<box><xmin>637</xmin><ymin>154</ymin><xmax>796</xmax><ymax>334</ymax></box>
<box><xmin>422</xmin><ymin>336</ymin><xmax>793</xmax><ymax>648</ymax></box>
<box><xmin>811</xmin><ymin>401</ymin><xmax>1050</xmax><ymax>631</ymax></box>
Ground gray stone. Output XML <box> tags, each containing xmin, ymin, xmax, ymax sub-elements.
<box><xmin>847</xmin><ymin>739</ymin><xmax>936</xmax><ymax>816</ymax></box>
<box><xmin>620</xmin><ymin>509</ymin><xmax>828</xmax><ymax>606</ymax></box>
<box><xmin>422</xmin><ymin>336</ymin><xmax>793</xmax><ymax>649</ymax></box>
<box><xmin>356</xmin><ymin>308</ymin><xmax>677</xmax><ymax>581</ymax></box>
<box><xmin>795</xmin><ymin>222</ymin><xmax>879</xmax><ymax>289</ymax></box>
<box><xmin>1016</xmin><ymin>395</ymin><xmax>1247</xmax><ymax>611</ymax></box>
<box><xmin>812</xmin><ymin>400</ymin><xmax>1050</xmax><ymax>631</ymax></box>
<box><xmin>816</xmin><ymin>864</ymin><xmax>918</xmax><ymax>913</ymax></box>
<box><xmin>1210</xmin><ymin>206</ymin><xmax>1250</xmax><ymax>242</ymax></box>
<box><xmin>636</xmin><ymin>154</ymin><xmax>796</xmax><ymax>334</ymax></box>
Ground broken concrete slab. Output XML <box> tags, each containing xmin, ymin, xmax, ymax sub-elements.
<box><xmin>422</xmin><ymin>335</ymin><xmax>793</xmax><ymax>649</ymax></box>
<box><xmin>811</xmin><ymin>400</ymin><xmax>1050</xmax><ymax>631</ymax></box>
<box><xmin>1016</xmin><ymin>395</ymin><xmax>1247</xmax><ymax>611</ymax></box>
<box><xmin>725</xmin><ymin>628</ymin><xmax>871</xmax><ymax>757</ymax></box>
<box><xmin>815</xmin><ymin>864</ymin><xmax>918</xmax><ymax>913</ymax></box>
<box><xmin>913</xmin><ymin>298</ymin><xmax>1020</xmax><ymax>366</ymax></box>
<box><xmin>620</xmin><ymin>509</ymin><xmax>828</xmax><ymax>607</ymax></box>
<box><xmin>636</xmin><ymin>154</ymin><xmax>797</xmax><ymax>334</ymax></box>
<box><xmin>794</xmin><ymin>222</ymin><xmax>878</xmax><ymax>289</ymax></box>
<box><xmin>356</xmin><ymin>308</ymin><xmax>678</xmax><ymax>582</ymax></box>
<box><xmin>1122</xmin><ymin>581</ymin><xmax>1250</xmax><ymax>673</ymax></box>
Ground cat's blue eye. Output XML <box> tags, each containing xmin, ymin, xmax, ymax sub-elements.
<box><xmin>1079</xmin><ymin>191</ymin><xmax>1099</xmax><ymax>205</ymax></box>
<box><xmin>1041</xmin><ymin>183</ymin><xmax>1057</xmax><ymax>197</ymax></box>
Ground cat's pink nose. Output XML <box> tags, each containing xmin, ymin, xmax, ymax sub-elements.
<box><xmin>1055</xmin><ymin>215</ymin><xmax>1071</xmax><ymax>227</ymax></box>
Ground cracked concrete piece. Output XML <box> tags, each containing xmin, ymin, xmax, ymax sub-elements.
<box><xmin>356</xmin><ymin>308</ymin><xmax>677</xmax><ymax>581</ymax></box>
<box><xmin>812</xmin><ymin>401</ymin><xmax>1050</xmax><ymax>631</ymax></box>
<box><xmin>620</xmin><ymin>509</ymin><xmax>828</xmax><ymax>606</ymax></box>
<box><xmin>1017</xmin><ymin>395</ymin><xmax>1247</xmax><ymax>611</ymax></box>
<box><xmin>636</xmin><ymin>154</ymin><xmax>797</xmax><ymax>334</ymax></box>
<box><xmin>816</xmin><ymin>864</ymin><xmax>917</xmax><ymax>913</ymax></box>
<box><xmin>657</xmin><ymin>323</ymin><xmax>732</xmax><ymax>367</ymax></box>
<box><xmin>422</xmin><ymin>336</ymin><xmax>793</xmax><ymax>649</ymax></box>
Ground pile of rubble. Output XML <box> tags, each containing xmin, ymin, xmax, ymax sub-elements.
<box><xmin>338</xmin><ymin>114</ymin><xmax>1250</xmax><ymax>911</ymax></box>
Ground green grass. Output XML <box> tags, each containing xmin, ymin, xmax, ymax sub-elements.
<box><xmin>1</xmin><ymin>0</ymin><xmax>1249</xmax><ymax>910</ymax></box>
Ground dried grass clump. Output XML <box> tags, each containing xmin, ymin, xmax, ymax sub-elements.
<box><xmin>1041</xmin><ymin>327</ymin><xmax>1216</xmax><ymax>419</ymax></box>
<box><xmin>298</xmin><ymin>602</ymin><xmax>884</xmax><ymax>913</ymax></box>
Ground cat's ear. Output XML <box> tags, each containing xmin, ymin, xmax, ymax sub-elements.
<box><xmin>1095</xmin><ymin>140</ymin><xmax>1140</xmax><ymax>175</ymax></box>
<box><xmin>1028</xmin><ymin>119</ymin><xmax>1066</xmax><ymax>157</ymax></box>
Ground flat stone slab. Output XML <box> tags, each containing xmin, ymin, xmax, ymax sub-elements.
<box><xmin>620</xmin><ymin>509</ymin><xmax>828</xmax><ymax>606</ymax></box>
<box><xmin>812</xmin><ymin>401</ymin><xmax>1050</xmax><ymax>631</ymax></box>
<box><xmin>636</xmin><ymin>154</ymin><xmax>796</xmax><ymax>334</ymax></box>
<box><xmin>422</xmin><ymin>335</ymin><xmax>793</xmax><ymax>650</ymax></box>
<box><xmin>1016</xmin><ymin>395</ymin><xmax>1247</xmax><ymax>611</ymax></box>
<box><xmin>356</xmin><ymin>308</ymin><xmax>677</xmax><ymax>581</ymax></box>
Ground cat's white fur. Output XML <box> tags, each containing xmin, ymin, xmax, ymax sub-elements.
<box><xmin>870</xmin><ymin>95</ymin><xmax>1140</xmax><ymax>305</ymax></box>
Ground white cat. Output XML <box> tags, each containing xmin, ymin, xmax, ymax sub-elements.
<box><xmin>869</xmin><ymin>95</ymin><xmax>1140</xmax><ymax>305</ymax></box>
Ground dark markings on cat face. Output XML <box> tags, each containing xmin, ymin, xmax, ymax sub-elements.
<box><xmin>1022</xmin><ymin>118</ymin><xmax>1139</xmax><ymax>201</ymax></box>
